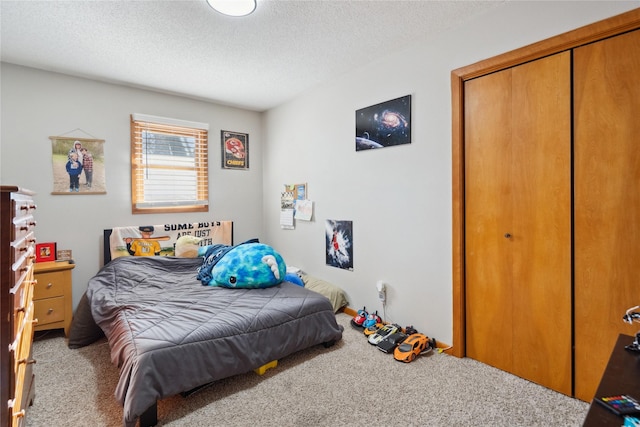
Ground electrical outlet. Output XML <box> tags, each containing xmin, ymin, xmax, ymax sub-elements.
<box><xmin>377</xmin><ymin>281</ymin><xmax>386</xmax><ymax>303</ymax></box>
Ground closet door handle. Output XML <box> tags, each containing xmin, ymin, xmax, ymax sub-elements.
<box><xmin>504</xmin><ymin>233</ymin><xmax>512</xmax><ymax>238</ymax></box>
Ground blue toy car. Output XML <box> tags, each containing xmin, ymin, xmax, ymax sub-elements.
<box><xmin>362</xmin><ymin>311</ymin><xmax>382</xmax><ymax>329</ymax></box>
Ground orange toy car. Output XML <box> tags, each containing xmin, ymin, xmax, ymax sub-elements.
<box><xmin>363</xmin><ymin>322</ymin><xmax>384</xmax><ymax>336</ymax></box>
<box><xmin>393</xmin><ymin>333</ymin><xmax>436</xmax><ymax>363</ymax></box>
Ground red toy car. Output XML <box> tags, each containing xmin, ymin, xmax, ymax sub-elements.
<box><xmin>393</xmin><ymin>333</ymin><xmax>435</xmax><ymax>363</ymax></box>
<box><xmin>350</xmin><ymin>307</ymin><xmax>368</xmax><ymax>328</ymax></box>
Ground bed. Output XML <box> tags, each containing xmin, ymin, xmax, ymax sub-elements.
<box><xmin>69</xmin><ymin>222</ymin><xmax>344</xmax><ymax>427</ymax></box>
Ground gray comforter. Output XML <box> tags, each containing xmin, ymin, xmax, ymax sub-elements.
<box><xmin>86</xmin><ymin>256</ymin><xmax>343</xmax><ymax>426</ymax></box>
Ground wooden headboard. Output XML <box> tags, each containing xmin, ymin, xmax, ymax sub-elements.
<box><xmin>103</xmin><ymin>221</ymin><xmax>233</xmax><ymax>265</ymax></box>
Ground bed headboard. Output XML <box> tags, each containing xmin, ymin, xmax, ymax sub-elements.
<box><xmin>103</xmin><ymin>221</ymin><xmax>233</xmax><ymax>265</ymax></box>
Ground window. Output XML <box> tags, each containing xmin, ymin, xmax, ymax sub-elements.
<box><xmin>130</xmin><ymin>114</ymin><xmax>209</xmax><ymax>214</ymax></box>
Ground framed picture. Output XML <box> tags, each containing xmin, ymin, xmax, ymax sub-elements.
<box><xmin>221</xmin><ymin>131</ymin><xmax>249</xmax><ymax>170</ymax></box>
<box><xmin>49</xmin><ymin>136</ymin><xmax>106</xmax><ymax>194</ymax></box>
<box><xmin>325</xmin><ymin>220</ymin><xmax>353</xmax><ymax>271</ymax></box>
<box><xmin>36</xmin><ymin>242</ymin><xmax>57</xmax><ymax>263</ymax></box>
<box><xmin>56</xmin><ymin>249</ymin><xmax>73</xmax><ymax>261</ymax></box>
<box><xmin>355</xmin><ymin>94</ymin><xmax>411</xmax><ymax>151</ymax></box>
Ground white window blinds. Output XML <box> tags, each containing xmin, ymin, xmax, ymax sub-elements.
<box><xmin>130</xmin><ymin>114</ymin><xmax>209</xmax><ymax>214</ymax></box>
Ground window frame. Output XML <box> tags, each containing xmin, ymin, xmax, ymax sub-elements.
<box><xmin>130</xmin><ymin>113</ymin><xmax>209</xmax><ymax>214</ymax></box>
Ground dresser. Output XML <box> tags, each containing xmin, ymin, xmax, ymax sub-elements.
<box><xmin>33</xmin><ymin>261</ymin><xmax>74</xmax><ymax>336</ymax></box>
<box><xmin>583</xmin><ymin>334</ymin><xmax>640</xmax><ymax>426</ymax></box>
<box><xmin>1</xmin><ymin>186</ymin><xmax>37</xmax><ymax>427</ymax></box>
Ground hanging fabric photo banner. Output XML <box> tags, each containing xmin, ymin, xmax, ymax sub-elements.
<box><xmin>49</xmin><ymin>136</ymin><xmax>106</xmax><ymax>195</ymax></box>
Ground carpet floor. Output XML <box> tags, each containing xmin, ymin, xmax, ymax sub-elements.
<box><xmin>25</xmin><ymin>312</ymin><xmax>589</xmax><ymax>426</ymax></box>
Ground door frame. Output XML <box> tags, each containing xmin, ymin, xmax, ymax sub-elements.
<box><xmin>450</xmin><ymin>8</ymin><xmax>640</xmax><ymax>358</ymax></box>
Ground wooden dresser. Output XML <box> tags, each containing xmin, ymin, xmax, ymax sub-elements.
<box><xmin>1</xmin><ymin>186</ymin><xmax>37</xmax><ymax>427</ymax></box>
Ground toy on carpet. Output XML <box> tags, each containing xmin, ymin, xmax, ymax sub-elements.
<box><xmin>254</xmin><ymin>360</ymin><xmax>278</xmax><ymax>375</ymax></box>
<box><xmin>403</xmin><ymin>325</ymin><xmax>418</xmax><ymax>336</ymax></box>
<box><xmin>368</xmin><ymin>323</ymin><xmax>401</xmax><ymax>345</ymax></box>
<box><xmin>363</xmin><ymin>322</ymin><xmax>384</xmax><ymax>336</ymax></box>
<box><xmin>350</xmin><ymin>307</ymin><xmax>368</xmax><ymax>328</ymax></box>
<box><xmin>393</xmin><ymin>333</ymin><xmax>437</xmax><ymax>363</ymax></box>
<box><xmin>377</xmin><ymin>331</ymin><xmax>408</xmax><ymax>353</ymax></box>
<box><xmin>362</xmin><ymin>310</ymin><xmax>382</xmax><ymax>329</ymax></box>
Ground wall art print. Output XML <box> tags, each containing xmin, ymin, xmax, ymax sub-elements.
<box><xmin>221</xmin><ymin>130</ymin><xmax>249</xmax><ymax>170</ymax></box>
<box><xmin>325</xmin><ymin>220</ymin><xmax>353</xmax><ymax>271</ymax></box>
<box><xmin>355</xmin><ymin>94</ymin><xmax>411</xmax><ymax>151</ymax></box>
<box><xmin>50</xmin><ymin>136</ymin><xmax>106</xmax><ymax>194</ymax></box>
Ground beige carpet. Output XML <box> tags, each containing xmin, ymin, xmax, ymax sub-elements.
<box><xmin>26</xmin><ymin>313</ymin><xmax>589</xmax><ymax>426</ymax></box>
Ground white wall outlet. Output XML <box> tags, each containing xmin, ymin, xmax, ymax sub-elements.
<box><xmin>376</xmin><ymin>281</ymin><xmax>386</xmax><ymax>303</ymax></box>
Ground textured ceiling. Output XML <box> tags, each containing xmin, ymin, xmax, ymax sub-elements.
<box><xmin>1</xmin><ymin>0</ymin><xmax>504</xmax><ymax>111</ymax></box>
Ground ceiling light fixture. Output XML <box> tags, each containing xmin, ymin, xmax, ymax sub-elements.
<box><xmin>206</xmin><ymin>0</ymin><xmax>256</xmax><ymax>17</ymax></box>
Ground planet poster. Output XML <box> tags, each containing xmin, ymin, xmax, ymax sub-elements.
<box><xmin>355</xmin><ymin>94</ymin><xmax>411</xmax><ymax>151</ymax></box>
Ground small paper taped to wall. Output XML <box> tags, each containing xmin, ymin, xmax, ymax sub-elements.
<box><xmin>280</xmin><ymin>209</ymin><xmax>294</xmax><ymax>229</ymax></box>
<box><xmin>294</xmin><ymin>199</ymin><xmax>313</xmax><ymax>221</ymax></box>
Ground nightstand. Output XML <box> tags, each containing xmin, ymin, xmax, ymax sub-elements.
<box><xmin>33</xmin><ymin>261</ymin><xmax>75</xmax><ymax>337</ymax></box>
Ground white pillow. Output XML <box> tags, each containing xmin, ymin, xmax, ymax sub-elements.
<box><xmin>175</xmin><ymin>235</ymin><xmax>202</xmax><ymax>258</ymax></box>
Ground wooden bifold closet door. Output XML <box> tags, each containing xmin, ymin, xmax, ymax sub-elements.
<box><xmin>574</xmin><ymin>28</ymin><xmax>640</xmax><ymax>401</ymax></box>
<box><xmin>464</xmin><ymin>51</ymin><xmax>572</xmax><ymax>395</ymax></box>
<box><xmin>454</xmin><ymin>10</ymin><xmax>640</xmax><ymax>402</ymax></box>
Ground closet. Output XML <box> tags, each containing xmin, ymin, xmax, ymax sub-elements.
<box><xmin>451</xmin><ymin>9</ymin><xmax>640</xmax><ymax>402</ymax></box>
<box><xmin>573</xmin><ymin>28</ymin><xmax>640</xmax><ymax>401</ymax></box>
<box><xmin>464</xmin><ymin>52</ymin><xmax>572</xmax><ymax>396</ymax></box>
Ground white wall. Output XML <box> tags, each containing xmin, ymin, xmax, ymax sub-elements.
<box><xmin>0</xmin><ymin>65</ymin><xmax>264</xmax><ymax>308</ymax></box>
<box><xmin>263</xmin><ymin>1</ymin><xmax>640</xmax><ymax>346</ymax></box>
<box><xmin>1</xmin><ymin>1</ymin><xmax>637</xmax><ymax>347</ymax></box>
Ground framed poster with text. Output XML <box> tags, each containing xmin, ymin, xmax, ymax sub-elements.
<box><xmin>221</xmin><ymin>131</ymin><xmax>249</xmax><ymax>170</ymax></box>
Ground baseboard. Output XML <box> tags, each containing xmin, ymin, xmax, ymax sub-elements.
<box><xmin>341</xmin><ymin>306</ymin><xmax>357</xmax><ymax>317</ymax></box>
<box><xmin>340</xmin><ymin>305</ymin><xmax>452</xmax><ymax>354</ymax></box>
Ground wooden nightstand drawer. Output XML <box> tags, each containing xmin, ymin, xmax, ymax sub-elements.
<box><xmin>34</xmin><ymin>270</ymin><xmax>68</xmax><ymax>299</ymax></box>
<box><xmin>33</xmin><ymin>297</ymin><xmax>66</xmax><ymax>326</ymax></box>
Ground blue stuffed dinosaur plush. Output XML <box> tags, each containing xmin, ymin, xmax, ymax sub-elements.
<box><xmin>197</xmin><ymin>240</ymin><xmax>287</xmax><ymax>288</ymax></box>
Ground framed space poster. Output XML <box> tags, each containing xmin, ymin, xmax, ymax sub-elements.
<box><xmin>326</xmin><ymin>220</ymin><xmax>353</xmax><ymax>271</ymax></box>
<box><xmin>355</xmin><ymin>94</ymin><xmax>411</xmax><ymax>151</ymax></box>
<box><xmin>221</xmin><ymin>130</ymin><xmax>249</xmax><ymax>170</ymax></box>
<box><xmin>49</xmin><ymin>136</ymin><xmax>106</xmax><ymax>194</ymax></box>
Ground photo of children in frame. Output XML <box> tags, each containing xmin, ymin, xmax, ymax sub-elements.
<box><xmin>49</xmin><ymin>136</ymin><xmax>106</xmax><ymax>194</ymax></box>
